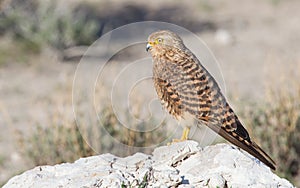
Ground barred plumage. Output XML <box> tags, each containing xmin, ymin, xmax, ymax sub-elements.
<box><xmin>146</xmin><ymin>30</ymin><xmax>276</xmax><ymax>170</ymax></box>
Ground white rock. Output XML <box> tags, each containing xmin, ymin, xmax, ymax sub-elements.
<box><xmin>3</xmin><ymin>141</ymin><xmax>295</xmax><ymax>188</ymax></box>
<box><xmin>207</xmin><ymin>173</ymin><xmax>226</xmax><ymax>188</ymax></box>
<box><xmin>152</xmin><ymin>140</ymin><xmax>200</xmax><ymax>166</ymax></box>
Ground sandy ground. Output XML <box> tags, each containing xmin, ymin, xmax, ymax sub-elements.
<box><xmin>0</xmin><ymin>0</ymin><xmax>299</xmax><ymax>185</ymax></box>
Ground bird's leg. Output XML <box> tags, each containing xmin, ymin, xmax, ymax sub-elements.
<box><xmin>168</xmin><ymin>127</ymin><xmax>190</xmax><ymax>145</ymax></box>
<box><xmin>180</xmin><ymin>127</ymin><xmax>190</xmax><ymax>140</ymax></box>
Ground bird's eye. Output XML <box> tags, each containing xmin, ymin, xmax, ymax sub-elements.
<box><xmin>157</xmin><ymin>38</ymin><xmax>163</xmax><ymax>43</ymax></box>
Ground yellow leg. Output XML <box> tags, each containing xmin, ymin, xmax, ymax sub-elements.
<box><xmin>180</xmin><ymin>127</ymin><xmax>190</xmax><ymax>141</ymax></box>
<box><xmin>168</xmin><ymin>127</ymin><xmax>190</xmax><ymax>145</ymax></box>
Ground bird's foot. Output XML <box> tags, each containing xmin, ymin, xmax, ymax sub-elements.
<box><xmin>167</xmin><ymin>127</ymin><xmax>190</xmax><ymax>145</ymax></box>
<box><xmin>167</xmin><ymin>138</ymin><xmax>188</xmax><ymax>145</ymax></box>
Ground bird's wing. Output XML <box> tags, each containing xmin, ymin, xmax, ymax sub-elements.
<box><xmin>184</xmin><ymin>56</ymin><xmax>276</xmax><ymax>170</ymax></box>
<box><xmin>184</xmin><ymin>56</ymin><xmax>277</xmax><ymax>170</ymax></box>
<box><xmin>153</xmin><ymin>76</ymin><xmax>183</xmax><ymax>120</ymax></box>
<box><xmin>153</xmin><ymin>51</ymin><xmax>228</xmax><ymax>124</ymax></box>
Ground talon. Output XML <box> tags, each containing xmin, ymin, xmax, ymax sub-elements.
<box><xmin>167</xmin><ymin>127</ymin><xmax>190</xmax><ymax>145</ymax></box>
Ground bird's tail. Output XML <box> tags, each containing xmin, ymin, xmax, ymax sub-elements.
<box><xmin>205</xmin><ymin>122</ymin><xmax>276</xmax><ymax>170</ymax></box>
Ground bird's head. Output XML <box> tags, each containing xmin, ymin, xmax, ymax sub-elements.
<box><xmin>146</xmin><ymin>30</ymin><xmax>185</xmax><ymax>56</ymax></box>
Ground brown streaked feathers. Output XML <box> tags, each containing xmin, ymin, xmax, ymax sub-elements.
<box><xmin>146</xmin><ymin>30</ymin><xmax>276</xmax><ymax>170</ymax></box>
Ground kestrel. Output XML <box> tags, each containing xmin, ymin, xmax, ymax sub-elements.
<box><xmin>146</xmin><ymin>30</ymin><xmax>276</xmax><ymax>170</ymax></box>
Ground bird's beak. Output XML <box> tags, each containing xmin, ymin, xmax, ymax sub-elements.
<box><xmin>146</xmin><ymin>42</ymin><xmax>152</xmax><ymax>52</ymax></box>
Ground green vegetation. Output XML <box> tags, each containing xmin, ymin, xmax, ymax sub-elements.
<box><xmin>121</xmin><ymin>171</ymin><xmax>149</xmax><ymax>188</ymax></box>
<box><xmin>0</xmin><ymin>0</ymin><xmax>99</xmax><ymax>63</ymax></box>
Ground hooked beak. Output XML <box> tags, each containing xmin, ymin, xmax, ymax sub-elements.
<box><xmin>146</xmin><ymin>42</ymin><xmax>152</xmax><ymax>52</ymax></box>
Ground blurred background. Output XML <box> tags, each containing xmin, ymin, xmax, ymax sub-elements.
<box><xmin>0</xmin><ymin>0</ymin><xmax>299</xmax><ymax>186</ymax></box>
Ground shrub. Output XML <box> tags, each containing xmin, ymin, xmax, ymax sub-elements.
<box><xmin>237</xmin><ymin>76</ymin><xmax>300</xmax><ymax>184</ymax></box>
<box><xmin>0</xmin><ymin>0</ymin><xmax>99</xmax><ymax>54</ymax></box>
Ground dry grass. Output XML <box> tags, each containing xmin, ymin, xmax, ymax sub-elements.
<box><xmin>235</xmin><ymin>65</ymin><xmax>300</xmax><ymax>184</ymax></box>
<box><xmin>10</xmin><ymin>56</ymin><xmax>299</xmax><ymax>186</ymax></box>
<box><xmin>16</xmin><ymin>74</ymin><xmax>171</xmax><ymax>165</ymax></box>
<box><xmin>18</xmin><ymin>122</ymin><xmax>95</xmax><ymax>165</ymax></box>
<box><xmin>15</xmin><ymin>67</ymin><xmax>300</xmax><ymax>185</ymax></box>
<box><xmin>17</xmin><ymin>103</ymin><xmax>170</xmax><ymax>166</ymax></box>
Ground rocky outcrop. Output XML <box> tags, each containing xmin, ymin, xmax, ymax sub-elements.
<box><xmin>3</xmin><ymin>141</ymin><xmax>294</xmax><ymax>188</ymax></box>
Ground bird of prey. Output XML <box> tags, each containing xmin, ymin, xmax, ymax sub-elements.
<box><xmin>146</xmin><ymin>30</ymin><xmax>276</xmax><ymax>170</ymax></box>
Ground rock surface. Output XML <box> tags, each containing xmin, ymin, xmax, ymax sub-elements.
<box><xmin>3</xmin><ymin>141</ymin><xmax>295</xmax><ymax>188</ymax></box>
